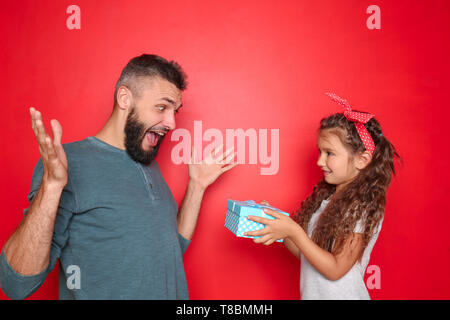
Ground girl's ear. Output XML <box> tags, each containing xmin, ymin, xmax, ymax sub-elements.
<box><xmin>355</xmin><ymin>151</ymin><xmax>372</xmax><ymax>170</ymax></box>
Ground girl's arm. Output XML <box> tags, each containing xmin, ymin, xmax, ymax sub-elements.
<box><xmin>287</xmin><ymin>223</ymin><xmax>364</xmax><ymax>281</ymax></box>
<box><xmin>246</xmin><ymin>209</ymin><xmax>364</xmax><ymax>281</ymax></box>
<box><xmin>283</xmin><ymin>238</ymin><xmax>301</xmax><ymax>259</ymax></box>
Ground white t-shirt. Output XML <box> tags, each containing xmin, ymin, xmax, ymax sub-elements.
<box><xmin>300</xmin><ymin>198</ymin><xmax>383</xmax><ymax>300</ymax></box>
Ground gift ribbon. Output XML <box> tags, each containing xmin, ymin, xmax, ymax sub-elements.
<box><xmin>325</xmin><ymin>92</ymin><xmax>375</xmax><ymax>155</ymax></box>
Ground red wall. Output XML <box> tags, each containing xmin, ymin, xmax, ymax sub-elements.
<box><xmin>1</xmin><ymin>0</ymin><xmax>449</xmax><ymax>300</ymax></box>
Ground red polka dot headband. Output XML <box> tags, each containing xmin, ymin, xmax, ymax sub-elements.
<box><xmin>325</xmin><ymin>92</ymin><xmax>375</xmax><ymax>155</ymax></box>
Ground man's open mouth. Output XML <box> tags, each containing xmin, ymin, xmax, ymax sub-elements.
<box><xmin>145</xmin><ymin>129</ymin><xmax>168</xmax><ymax>147</ymax></box>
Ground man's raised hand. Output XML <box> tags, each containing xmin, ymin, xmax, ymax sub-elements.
<box><xmin>30</xmin><ymin>107</ymin><xmax>68</xmax><ymax>188</ymax></box>
<box><xmin>188</xmin><ymin>144</ymin><xmax>237</xmax><ymax>191</ymax></box>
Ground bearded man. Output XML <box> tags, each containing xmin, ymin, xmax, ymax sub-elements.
<box><xmin>0</xmin><ymin>54</ymin><xmax>235</xmax><ymax>300</ymax></box>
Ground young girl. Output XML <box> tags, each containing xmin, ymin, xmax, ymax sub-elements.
<box><xmin>245</xmin><ymin>93</ymin><xmax>401</xmax><ymax>300</ymax></box>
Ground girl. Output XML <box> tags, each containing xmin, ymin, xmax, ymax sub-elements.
<box><xmin>245</xmin><ymin>93</ymin><xmax>401</xmax><ymax>300</ymax></box>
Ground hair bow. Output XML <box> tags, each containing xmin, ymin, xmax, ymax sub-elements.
<box><xmin>325</xmin><ymin>92</ymin><xmax>375</xmax><ymax>155</ymax></box>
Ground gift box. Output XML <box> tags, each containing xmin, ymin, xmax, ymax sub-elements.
<box><xmin>224</xmin><ymin>200</ymin><xmax>290</xmax><ymax>242</ymax></box>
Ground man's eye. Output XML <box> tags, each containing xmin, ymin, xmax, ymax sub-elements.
<box><xmin>157</xmin><ymin>106</ymin><xmax>165</xmax><ymax>111</ymax></box>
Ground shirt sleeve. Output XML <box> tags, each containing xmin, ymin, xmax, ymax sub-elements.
<box><xmin>353</xmin><ymin>214</ymin><xmax>385</xmax><ymax>235</ymax></box>
<box><xmin>0</xmin><ymin>159</ymin><xmax>76</xmax><ymax>300</ymax></box>
<box><xmin>177</xmin><ymin>232</ymin><xmax>191</xmax><ymax>255</ymax></box>
<box><xmin>353</xmin><ymin>219</ymin><xmax>365</xmax><ymax>234</ymax></box>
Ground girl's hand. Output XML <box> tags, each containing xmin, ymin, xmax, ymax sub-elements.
<box><xmin>245</xmin><ymin>209</ymin><xmax>300</xmax><ymax>246</ymax></box>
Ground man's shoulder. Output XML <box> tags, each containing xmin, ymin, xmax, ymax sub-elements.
<box><xmin>61</xmin><ymin>136</ymin><xmax>119</xmax><ymax>163</ymax></box>
<box><xmin>61</xmin><ymin>137</ymin><xmax>132</xmax><ymax>179</ymax></box>
<box><xmin>29</xmin><ymin>138</ymin><xmax>97</xmax><ymax>183</ymax></box>
<box><xmin>61</xmin><ymin>137</ymin><xmax>97</xmax><ymax>155</ymax></box>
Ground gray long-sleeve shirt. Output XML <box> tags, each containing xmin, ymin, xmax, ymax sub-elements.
<box><xmin>0</xmin><ymin>136</ymin><xmax>190</xmax><ymax>299</ymax></box>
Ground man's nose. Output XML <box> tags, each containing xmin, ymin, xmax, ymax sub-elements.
<box><xmin>162</xmin><ymin>111</ymin><xmax>176</xmax><ymax>130</ymax></box>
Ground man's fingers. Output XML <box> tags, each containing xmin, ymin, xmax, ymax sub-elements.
<box><xmin>202</xmin><ymin>144</ymin><xmax>222</xmax><ymax>163</ymax></box>
<box><xmin>222</xmin><ymin>146</ymin><xmax>235</xmax><ymax>159</ymax></box>
<box><xmin>30</xmin><ymin>107</ymin><xmax>37</xmax><ymax>134</ymax></box>
<box><xmin>45</xmin><ymin>135</ymin><xmax>58</xmax><ymax>160</ymax></box>
<box><xmin>222</xmin><ymin>151</ymin><xmax>236</xmax><ymax>164</ymax></box>
<box><xmin>51</xmin><ymin>119</ymin><xmax>67</xmax><ymax>163</ymax></box>
<box><xmin>216</xmin><ymin>147</ymin><xmax>235</xmax><ymax>164</ymax></box>
<box><xmin>32</xmin><ymin>110</ymin><xmax>57</xmax><ymax>162</ymax></box>
<box><xmin>34</xmin><ymin>110</ymin><xmax>46</xmax><ymax>139</ymax></box>
<box><xmin>50</xmin><ymin>119</ymin><xmax>63</xmax><ymax>146</ymax></box>
<box><xmin>35</xmin><ymin>118</ymin><xmax>48</xmax><ymax>150</ymax></box>
<box><xmin>221</xmin><ymin>162</ymin><xmax>237</xmax><ymax>173</ymax></box>
<box><xmin>189</xmin><ymin>146</ymin><xmax>198</xmax><ymax>164</ymax></box>
<box><xmin>35</xmin><ymin>121</ymin><xmax>51</xmax><ymax>158</ymax></box>
<box><xmin>212</xmin><ymin>149</ymin><xmax>235</xmax><ymax>165</ymax></box>
<box><xmin>212</xmin><ymin>144</ymin><xmax>224</xmax><ymax>159</ymax></box>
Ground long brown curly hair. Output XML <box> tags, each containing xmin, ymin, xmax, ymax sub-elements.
<box><xmin>293</xmin><ymin>112</ymin><xmax>401</xmax><ymax>261</ymax></box>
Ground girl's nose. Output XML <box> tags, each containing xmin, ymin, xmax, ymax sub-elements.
<box><xmin>317</xmin><ymin>154</ymin><xmax>325</xmax><ymax>167</ymax></box>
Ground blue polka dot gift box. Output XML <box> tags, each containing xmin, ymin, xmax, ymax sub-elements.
<box><xmin>224</xmin><ymin>200</ymin><xmax>290</xmax><ymax>242</ymax></box>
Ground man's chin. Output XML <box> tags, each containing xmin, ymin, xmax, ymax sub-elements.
<box><xmin>135</xmin><ymin>141</ymin><xmax>163</xmax><ymax>165</ymax></box>
<box><xmin>132</xmin><ymin>151</ymin><xmax>158</xmax><ymax>165</ymax></box>
<box><xmin>125</xmin><ymin>144</ymin><xmax>156</xmax><ymax>165</ymax></box>
<box><xmin>125</xmin><ymin>133</ymin><xmax>165</xmax><ymax>165</ymax></box>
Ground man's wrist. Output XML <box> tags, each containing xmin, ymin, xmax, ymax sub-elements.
<box><xmin>40</xmin><ymin>178</ymin><xmax>66</xmax><ymax>201</ymax></box>
<box><xmin>187</xmin><ymin>178</ymin><xmax>207</xmax><ymax>194</ymax></box>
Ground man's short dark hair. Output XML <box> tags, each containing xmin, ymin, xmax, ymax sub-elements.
<box><xmin>114</xmin><ymin>54</ymin><xmax>187</xmax><ymax>106</ymax></box>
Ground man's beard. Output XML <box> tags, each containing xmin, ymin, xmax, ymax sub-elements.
<box><xmin>124</xmin><ymin>107</ymin><xmax>166</xmax><ymax>165</ymax></box>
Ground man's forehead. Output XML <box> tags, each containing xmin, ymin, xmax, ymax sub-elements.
<box><xmin>139</xmin><ymin>76</ymin><xmax>183</xmax><ymax>106</ymax></box>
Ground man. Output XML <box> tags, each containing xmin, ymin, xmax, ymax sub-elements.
<box><xmin>0</xmin><ymin>54</ymin><xmax>235</xmax><ymax>299</ymax></box>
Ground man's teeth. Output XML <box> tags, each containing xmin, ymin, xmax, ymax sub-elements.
<box><xmin>150</xmin><ymin>131</ymin><xmax>166</xmax><ymax>136</ymax></box>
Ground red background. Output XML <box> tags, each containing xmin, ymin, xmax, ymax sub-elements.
<box><xmin>1</xmin><ymin>0</ymin><xmax>449</xmax><ymax>300</ymax></box>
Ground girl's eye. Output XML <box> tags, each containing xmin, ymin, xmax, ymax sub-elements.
<box><xmin>327</xmin><ymin>152</ymin><xmax>333</xmax><ymax>156</ymax></box>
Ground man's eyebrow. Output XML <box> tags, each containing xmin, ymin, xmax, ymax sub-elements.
<box><xmin>159</xmin><ymin>97</ymin><xmax>182</xmax><ymax>109</ymax></box>
<box><xmin>160</xmin><ymin>97</ymin><xmax>176</xmax><ymax>105</ymax></box>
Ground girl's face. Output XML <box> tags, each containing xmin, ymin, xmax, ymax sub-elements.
<box><xmin>317</xmin><ymin>129</ymin><xmax>361</xmax><ymax>192</ymax></box>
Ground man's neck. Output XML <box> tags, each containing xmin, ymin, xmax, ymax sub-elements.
<box><xmin>95</xmin><ymin>111</ymin><xmax>126</xmax><ymax>150</ymax></box>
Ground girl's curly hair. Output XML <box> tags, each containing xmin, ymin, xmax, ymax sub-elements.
<box><xmin>293</xmin><ymin>112</ymin><xmax>401</xmax><ymax>261</ymax></box>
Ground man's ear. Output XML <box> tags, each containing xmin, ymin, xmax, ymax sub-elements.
<box><xmin>355</xmin><ymin>151</ymin><xmax>372</xmax><ymax>170</ymax></box>
<box><xmin>116</xmin><ymin>85</ymin><xmax>132</xmax><ymax>111</ymax></box>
